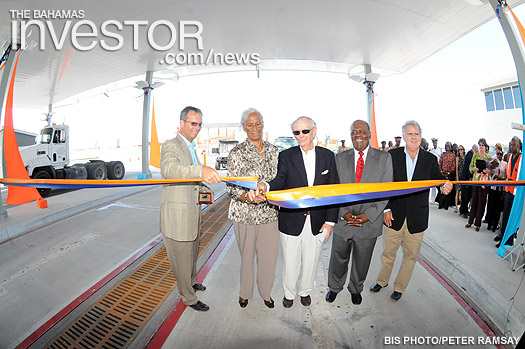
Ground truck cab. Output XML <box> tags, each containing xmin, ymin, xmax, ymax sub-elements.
<box><xmin>20</xmin><ymin>124</ymin><xmax>70</xmax><ymax>177</ymax></box>
<box><xmin>214</xmin><ymin>139</ymin><xmax>239</xmax><ymax>170</ymax></box>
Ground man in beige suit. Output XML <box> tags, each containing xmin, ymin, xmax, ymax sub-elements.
<box><xmin>160</xmin><ymin>106</ymin><xmax>221</xmax><ymax>311</ymax></box>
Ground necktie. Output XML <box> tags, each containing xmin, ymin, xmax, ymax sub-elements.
<box><xmin>356</xmin><ymin>151</ymin><xmax>364</xmax><ymax>183</ymax></box>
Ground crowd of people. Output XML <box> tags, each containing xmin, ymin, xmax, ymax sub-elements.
<box><xmin>159</xmin><ymin>106</ymin><xmax>456</xmax><ymax>311</ymax></box>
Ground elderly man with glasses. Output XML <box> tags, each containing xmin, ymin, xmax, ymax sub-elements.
<box><xmin>250</xmin><ymin>116</ymin><xmax>339</xmax><ymax>308</ymax></box>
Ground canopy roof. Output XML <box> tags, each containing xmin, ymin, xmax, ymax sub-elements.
<box><xmin>0</xmin><ymin>0</ymin><xmax>523</xmax><ymax>108</ymax></box>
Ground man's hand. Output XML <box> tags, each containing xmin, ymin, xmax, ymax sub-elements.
<box><xmin>320</xmin><ymin>223</ymin><xmax>334</xmax><ymax>240</ymax></box>
<box><xmin>342</xmin><ymin>212</ymin><xmax>369</xmax><ymax>227</ymax></box>
<box><xmin>247</xmin><ymin>182</ymin><xmax>268</xmax><ymax>202</ymax></box>
<box><xmin>383</xmin><ymin>211</ymin><xmax>394</xmax><ymax>227</ymax></box>
<box><xmin>441</xmin><ymin>181</ymin><xmax>453</xmax><ymax>195</ymax></box>
<box><xmin>202</xmin><ymin>166</ymin><xmax>221</xmax><ymax>184</ymax></box>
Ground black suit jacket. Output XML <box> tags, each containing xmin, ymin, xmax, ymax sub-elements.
<box><xmin>462</xmin><ymin>150</ymin><xmax>474</xmax><ymax>180</ymax></box>
<box><xmin>269</xmin><ymin>146</ymin><xmax>339</xmax><ymax>236</ymax></box>
<box><xmin>386</xmin><ymin>147</ymin><xmax>445</xmax><ymax>234</ymax></box>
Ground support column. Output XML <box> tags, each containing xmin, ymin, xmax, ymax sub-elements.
<box><xmin>141</xmin><ymin>71</ymin><xmax>153</xmax><ymax>179</ymax></box>
<box><xmin>364</xmin><ymin>64</ymin><xmax>373</xmax><ymax>126</ymax></box>
<box><xmin>0</xmin><ymin>45</ymin><xmax>17</xmax><ymax>220</ymax></box>
<box><xmin>47</xmin><ymin>104</ymin><xmax>52</xmax><ymax>126</ymax></box>
<box><xmin>489</xmin><ymin>0</ymin><xmax>525</xmax><ymax>267</ymax></box>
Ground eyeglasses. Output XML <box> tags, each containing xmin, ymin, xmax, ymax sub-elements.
<box><xmin>293</xmin><ymin>128</ymin><xmax>313</xmax><ymax>135</ymax></box>
<box><xmin>459</xmin><ymin>148</ymin><xmax>465</xmax><ymax>151</ymax></box>
<box><xmin>184</xmin><ymin>120</ymin><xmax>203</xmax><ymax>128</ymax></box>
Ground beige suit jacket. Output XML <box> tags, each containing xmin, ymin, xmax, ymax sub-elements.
<box><xmin>160</xmin><ymin>134</ymin><xmax>203</xmax><ymax>241</ymax></box>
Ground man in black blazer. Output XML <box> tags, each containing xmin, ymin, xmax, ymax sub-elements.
<box><xmin>325</xmin><ymin>120</ymin><xmax>393</xmax><ymax>306</ymax></box>
<box><xmin>253</xmin><ymin>116</ymin><xmax>339</xmax><ymax>308</ymax></box>
<box><xmin>370</xmin><ymin>120</ymin><xmax>452</xmax><ymax>301</ymax></box>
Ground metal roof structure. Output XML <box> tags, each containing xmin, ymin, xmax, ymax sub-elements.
<box><xmin>1</xmin><ymin>0</ymin><xmax>524</xmax><ymax>109</ymax></box>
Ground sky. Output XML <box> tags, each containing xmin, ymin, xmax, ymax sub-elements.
<box><xmin>8</xmin><ymin>4</ymin><xmax>525</xmax><ymax>153</ymax></box>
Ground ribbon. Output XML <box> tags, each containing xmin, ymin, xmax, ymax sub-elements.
<box><xmin>4</xmin><ymin>177</ymin><xmax>525</xmax><ymax>209</ymax></box>
<box><xmin>266</xmin><ymin>180</ymin><xmax>525</xmax><ymax>209</ymax></box>
<box><xmin>0</xmin><ymin>177</ymin><xmax>258</xmax><ymax>190</ymax></box>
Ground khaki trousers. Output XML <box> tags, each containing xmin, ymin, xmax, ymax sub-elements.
<box><xmin>234</xmin><ymin>221</ymin><xmax>279</xmax><ymax>301</ymax></box>
<box><xmin>163</xmin><ymin>233</ymin><xmax>200</xmax><ymax>306</ymax></box>
<box><xmin>376</xmin><ymin>219</ymin><xmax>424</xmax><ymax>293</ymax></box>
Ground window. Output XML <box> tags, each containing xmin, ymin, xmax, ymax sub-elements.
<box><xmin>494</xmin><ymin>89</ymin><xmax>504</xmax><ymax>110</ymax></box>
<box><xmin>485</xmin><ymin>91</ymin><xmax>495</xmax><ymax>112</ymax></box>
<box><xmin>513</xmin><ymin>86</ymin><xmax>522</xmax><ymax>108</ymax></box>
<box><xmin>503</xmin><ymin>87</ymin><xmax>514</xmax><ymax>109</ymax></box>
<box><xmin>484</xmin><ymin>84</ymin><xmax>522</xmax><ymax>112</ymax></box>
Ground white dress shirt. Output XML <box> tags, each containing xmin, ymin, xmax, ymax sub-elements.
<box><xmin>300</xmin><ymin>146</ymin><xmax>316</xmax><ymax>187</ymax></box>
<box><xmin>353</xmin><ymin>146</ymin><xmax>369</xmax><ymax>174</ymax></box>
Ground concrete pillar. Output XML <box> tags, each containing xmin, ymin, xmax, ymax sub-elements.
<box><xmin>141</xmin><ymin>71</ymin><xmax>153</xmax><ymax>179</ymax></box>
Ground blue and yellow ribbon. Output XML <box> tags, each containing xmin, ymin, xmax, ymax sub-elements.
<box><xmin>0</xmin><ymin>177</ymin><xmax>258</xmax><ymax>190</ymax></box>
<box><xmin>3</xmin><ymin>177</ymin><xmax>525</xmax><ymax>209</ymax></box>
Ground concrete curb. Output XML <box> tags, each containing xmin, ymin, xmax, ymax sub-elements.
<box><xmin>421</xmin><ymin>238</ymin><xmax>525</xmax><ymax>337</ymax></box>
<box><xmin>0</xmin><ymin>187</ymin><xmax>152</xmax><ymax>244</ymax></box>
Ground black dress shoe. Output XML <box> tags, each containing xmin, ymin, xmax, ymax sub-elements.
<box><xmin>239</xmin><ymin>297</ymin><xmax>248</xmax><ymax>308</ymax></box>
<box><xmin>325</xmin><ymin>291</ymin><xmax>338</xmax><ymax>303</ymax></box>
<box><xmin>460</xmin><ymin>214</ymin><xmax>468</xmax><ymax>219</ymax></box>
<box><xmin>370</xmin><ymin>283</ymin><xmax>387</xmax><ymax>293</ymax></box>
<box><xmin>188</xmin><ymin>300</ymin><xmax>210</xmax><ymax>311</ymax></box>
<box><xmin>390</xmin><ymin>291</ymin><xmax>402</xmax><ymax>301</ymax></box>
<box><xmin>192</xmin><ymin>283</ymin><xmax>206</xmax><ymax>291</ymax></box>
<box><xmin>494</xmin><ymin>236</ymin><xmax>501</xmax><ymax>242</ymax></box>
<box><xmin>496</xmin><ymin>242</ymin><xmax>501</xmax><ymax>248</ymax></box>
<box><xmin>283</xmin><ymin>297</ymin><xmax>293</xmax><ymax>308</ymax></box>
<box><xmin>264</xmin><ymin>298</ymin><xmax>274</xmax><ymax>309</ymax></box>
<box><xmin>351</xmin><ymin>293</ymin><xmax>362</xmax><ymax>305</ymax></box>
<box><xmin>300</xmin><ymin>295</ymin><xmax>311</xmax><ymax>307</ymax></box>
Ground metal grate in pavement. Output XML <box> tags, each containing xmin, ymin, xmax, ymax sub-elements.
<box><xmin>44</xmin><ymin>196</ymin><xmax>231</xmax><ymax>349</ymax></box>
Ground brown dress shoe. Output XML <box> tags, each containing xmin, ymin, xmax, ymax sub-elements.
<box><xmin>239</xmin><ymin>297</ymin><xmax>248</xmax><ymax>308</ymax></box>
<box><xmin>282</xmin><ymin>297</ymin><xmax>293</xmax><ymax>308</ymax></box>
<box><xmin>300</xmin><ymin>295</ymin><xmax>311</xmax><ymax>306</ymax></box>
<box><xmin>264</xmin><ymin>298</ymin><xmax>274</xmax><ymax>308</ymax></box>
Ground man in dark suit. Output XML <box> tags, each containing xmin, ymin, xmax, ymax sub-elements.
<box><xmin>325</xmin><ymin>120</ymin><xmax>393</xmax><ymax>305</ymax></box>
<box><xmin>459</xmin><ymin>144</ymin><xmax>478</xmax><ymax>218</ymax></box>
<box><xmin>370</xmin><ymin>120</ymin><xmax>452</xmax><ymax>301</ymax></box>
<box><xmin>252</xmin><ymin>116</ymin><xmax>339</xmax><ymax>308</ymax></box>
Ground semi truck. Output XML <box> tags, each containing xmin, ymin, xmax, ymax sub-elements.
<box><xmin>12</xmin><ymin>124</ymin><xmax>125</xmax><ymax>195</ymax></box>
<box><xmin>213</xmin><ymin>139</ymin><xmax>239</xmax><ymax>170</ymax></box>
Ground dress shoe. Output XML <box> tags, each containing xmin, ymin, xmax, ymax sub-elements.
<box><xmin>192</xmin><ymin>283</ymin><xmax>206</xmax><ymax>291</ymax></box>
<box><xmin>465</xmin><ymin>224</ymin><xmax>471</xmax><ymax>228</ymax></box>
<box><xmin>390</xmin><ymin>291</ymin><xmax>402</xmax><ymax>301</ymax></box>
<box><xmin>300</xmin><ymin>295</ymin><xmax>311</xmax><ymax>307</ymax></box>
<box><xmin>283</xmin><ymin>297</ymin><xmax>293</xmax><ymax>308</ymax></box>
<box><xmin>494</xmin><ymin>236</ymin><xmax>501</xmax><ymax>242</ymax></box>
<box><xmin>239</xmin><ymin>297</ymin><xmax>248</xmax><ymax>308</ymax></box>
<box><xmin>351</xmin><ymin>293</ymin><xmax>362</xmax><ymax>305</ymax></box>
<box><xmin>188</xmin><ymin>300</ymin><xmax>209</xmax><ymax>311</ymax></box>
<box><xmin>459</xmin><ymin>213</ymin><xmax>468</xmax><ymax>219</ymax></box>
<box><xmin>496</xmin><ymin>242</ymin><xmax>501</xmax><ymax>248</ymax></box>
<box><xmin>264</xmin><ymin>298</ymin><xmax>274</xmax><ymax>309</ymax></box>
<box><xmin>475</xmin><ymin>226</ymin><xmax>480</xmax><ymax>232</ymax></box>
<box><xmin>325</xmin><ymin>291</ymin><xmax>338</xmax><ymax>303</ymax></box>
<box><xmin>370</xmin><ymin>283</ymin><xmax>387</xmax><ymax>293</ymax></box>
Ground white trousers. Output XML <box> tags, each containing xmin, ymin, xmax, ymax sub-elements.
<box><xmin>280</xmin><ymin>216</ymin><xmax>323</xmax><ymax>299</ymax></box>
